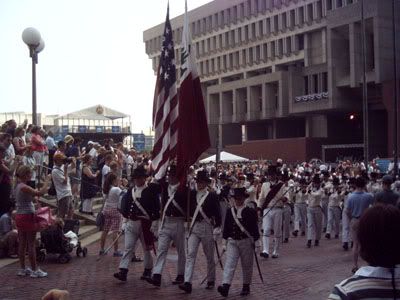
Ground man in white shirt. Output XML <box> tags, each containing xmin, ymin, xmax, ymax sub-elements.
<box><xmin>45</xmin><ymin>131</ymin><xmax>56</xmax><ymax>150</ymax></box>
<box><xmin>51</xmin><ymin>153</ymin><xmax>75</xmax><ymax>219</ymax></box>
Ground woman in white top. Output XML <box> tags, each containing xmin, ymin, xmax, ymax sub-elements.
<box><xmin>99</xmin><ymin>172</ymin><xmax>123</xmax><ymax>257</ymax></box>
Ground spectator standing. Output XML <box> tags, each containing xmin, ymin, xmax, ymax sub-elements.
<box><xmin>374</xmin><ymin>175</ymin><xmax>399</xmax><ymax>207</ymax></box>
<box><xmin>30</xmin><ymin>126</ymin><xmax>47</xmax><ymax>181</ymax></box>
<box><xmin>45</xmin><ymin>131</ymin><xmax>56</xmax><ymax>172</ymax></box>
<box><xmin>12</xmin><ymin>127</ymin><xmax>26</xmax><ymax>156</ymax></box>
<box><xmin>347</xmin><ymin>177</ymin><xmax>374</xmax><ymax>273</ymax></box>
<box><xmin>80</xmin><ymin>155</ymin><xmax>99</xmax><ymax>215</ymax></box>
<box><xmin>51</xmin><ymin>153</ymin><xmax>75</xmax><ymax>220</ymax></box>
<box><xmin>64</xmin><ymin>136</ymin><xmax>81</xmax><ymax>207</ymax></box>
<box><xmin>328</xmin><ymin>205</ymin><xmax>400</xmax><ymax>299</ymax></box>
<box><xmin>0</xmin><ymin>145</ymin><xmax>12</xmax><ymax>216</ymax></box>
<box><xmin>99</xmin><ymin>173</ymin><xmax>122</xmax><ymax>256</ymax></box>
<box><xmin>14</xmin><ymin>165</ymin><xmax>50</xmax><ymax>278</ymax></box>
<box><xmin>24</xmin><ymin>124</ymin><xmax>33</xmax><ymax>144</ymax></box>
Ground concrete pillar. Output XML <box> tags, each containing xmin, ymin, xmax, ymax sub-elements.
<box><xmin>304</xmin><ymin>33</ymin><xmax>310</xmax><ymax>67</ymax></box>
<box><xmin>321</xmin><ymin>28</ymin><xmax>327</xmax><ymax>63</ymax></box>
<box><xmin>349</xmin><ymin>22</ymin><xmax>362</xmax><ymax>87</ymax></box>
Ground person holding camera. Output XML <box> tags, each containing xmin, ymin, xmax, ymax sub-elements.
<box><xmin>51</xmin><ymin>153</ymin><xmax>75</xmax><ymax>220</ymax></box>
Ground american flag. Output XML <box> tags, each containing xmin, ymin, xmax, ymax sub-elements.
<box><xmin>151</xmin><ymin>5</ymin><xmax>178</xmax><ymax>180</ymax></box>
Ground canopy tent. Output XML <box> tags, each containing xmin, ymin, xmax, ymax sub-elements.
<box><xmin>199</xmin><ymin>151</ymin><xmax>249</xmax><ymax>163</ymax></box>
<box><xmin>55</xmin><ymin>105</ymin><xmax>130</xmax><ymax>121</ymax></box>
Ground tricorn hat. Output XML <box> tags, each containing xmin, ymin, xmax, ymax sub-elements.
<box><xmin>267</xmin><ymin>165</ymin><xmax>279</xmax><ymax>176</ymax></box>
<box><xmin>232</xmin><ymin>187</ymin><xmax>249</xmax><ymax>199</ymax></box>
<box><xmin>195</xmin><ymin>170</ymin><xmax>211</xmax><ymax>183</ymax></box>
<box><xmin>132</xmin><ymin>165</ymin><xmax>149</xmax><ymax>179</ymax></box>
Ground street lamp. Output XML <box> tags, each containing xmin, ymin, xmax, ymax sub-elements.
<box><xmin>22</xmin><ymin>27</ymin><xmax>45</xmax><ymax>126</ymax></box>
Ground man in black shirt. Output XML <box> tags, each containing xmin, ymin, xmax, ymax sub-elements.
<box><xmin>374</xmin><ymin>175</ymin><xmax>400</xmax><ymax>207</ymax></box>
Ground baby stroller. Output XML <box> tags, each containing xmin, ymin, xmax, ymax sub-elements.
<box><xmin>36</xmin><ymin>219</ymin><xmax>88</xmax><ymax>264</ymax></box>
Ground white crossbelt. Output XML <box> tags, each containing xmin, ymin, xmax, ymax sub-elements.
<box><xmin>131</xmin><ymin>188</ymin><xmax>150</xmax><ymax>220</ymax></box>
<box><xmin>189</xmin><ymin>191</ymin><xmax>210</xmax><ymax>235</ymax></box>
<box><xmin>231</xmin><ymin>206</ymin><xmax>253</xmax><ymax>243</ymax></box>
<box><xmin>161</xmin><ymin>189</ymin><xmax>185</xmax><ymax>228</ymax></box>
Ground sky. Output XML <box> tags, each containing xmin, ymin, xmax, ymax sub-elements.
<box><xmin>0</xmin><ymin>0</ymin><xmax>212</xmax><ymax>134</ymax></box>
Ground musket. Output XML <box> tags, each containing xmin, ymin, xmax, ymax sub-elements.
<box><xmin>215</xmin><ymin>240</ymin><xmax>224</xmax><ymax>270</ymax></box>
<box><xmin>253</xmin><ymin>244</ymin><xmax>264</xmax><ymax>283</ymax></box>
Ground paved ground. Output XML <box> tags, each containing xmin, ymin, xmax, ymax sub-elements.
<box><xmin>0</xmin><ymin>234</ymin><xmax>355</xmax><ymax>300</ymax></box>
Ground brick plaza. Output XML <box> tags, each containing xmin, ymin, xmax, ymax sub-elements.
<box><xmin>0</xmin><ymin>232</ymin><xmax>354</xmax><ymax>300</ymax></box>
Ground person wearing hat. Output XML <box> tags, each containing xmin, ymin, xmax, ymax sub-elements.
<box><xmin>145</xmin><ymin>165</ymin><xmax>190</xmax><ymax>287</ymax></box>
<box><xmin>321</xmin><ymin>170</ymin><xmax>332</xmax><ymax>233</ymax></box>
<box><xmin>281</xmin><ymin>171</ymin><xmax>292</xmax><ymax>243</ymax></box>
<box><xmin>179</xmin><ymin>170</ymin><xmax>221</xmax><ymax>294</ymax></box>
<box><xmin>244</xmin><ymin>172</ymin><xmax>258</xmax><ymax>210</ymax></box>
<box><xmin>217</xmin><ymin>187</ymin><xmax>259</xmax><ymax>297</ymax></box>
<box><xmin>258</xmin><ymin>165</ymin><xmax>285</xmax><ymax>258</ymax></box>
<box><xmin>114</xmin><ymin>165</ymin><xmax>160</xmax><ymax>282</ymax></box>
<box><xmin>325</xmin><ymin>178</ymin><xmax>345</xmax><ymax>239</ymax></box>
<box><xmin>306</xmin><ymin>174</ymin><xmax>324</xmax><ymax>248</ymax></box>
<box><xmin>51</xmin><ymin>152</ymin><xmax>75</xmax><ymax>220</ymax></box>
<box><xmin>374</xmin><ymin>175</ymin><xmax>399</xmax><ymax>207</ymax></box>
<box><xmin>292</xmin><ymin>178</ymin><xmax>308</xmax><ymax>237</ymax></box>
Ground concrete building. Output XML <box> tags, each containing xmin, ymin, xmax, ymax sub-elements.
<box><xmin>143</xmin><ymin>0</ymin><xmax>400</xmax><ymax>162</ymax></box>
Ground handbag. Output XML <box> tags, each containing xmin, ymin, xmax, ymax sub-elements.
<box><xmin>35</xmin><ymin>206</ymin><xmax>55</xmax><ymax>231</ymax></box>
<box><xmin>96</xmin><ymin>198</ymin><xmax>106</xmax><ymax>230</ymax></box>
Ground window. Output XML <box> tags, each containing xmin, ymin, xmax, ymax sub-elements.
<box><xmin>286</xmin><ymin>37</ymin><xmax>292</xmax><ymax>53</ymax></box>
<box><xmin>298</xmin><ymin>34</ymin><xmax>304</xmax><ymax>50</ymax></box>
<box><xmin>259</xmin><ymin>21</ymin><xmax>263</xmax><ymax>36</ymax></box>
<box><xmin>281</xmin><ymin>12</ymin><xmax>287</xmax><ymax>30</ymax></box>
<box><xmin>326</xmin><ymin>0</ymin><xmax>332</xmax><ymax>10</ymax></box>
<box><xmin>304</xmin><ymin>76</ymin><xmax>309</xmax><ymax>94</ymax></box>
<box><xmin>337</xmin><ymin>0</ymin><xmax>343</xmax><ymax>8</ymax></box>
<box><xmin>274</xmin><ymin>15</ymin><xmax>279</xmax><ymax>32</ymax></box>
<box><xmin>307</xmin><ymin>4</ymin><xmax>313</xmax><ymax>21</ymax></box>
<box><xmin>230</xmin><ymin>30</ymin><xmax>235</xmax><ymax>46</ymax></box>
<box><xmin>313</xmin><ymin>74</ymin><xmax>318</xmax><ymax>93</ymax></box>
<box><xmin>322</xmin><ymin>72</ymin><xmax>328</xmax><ymax>92</ymax></box>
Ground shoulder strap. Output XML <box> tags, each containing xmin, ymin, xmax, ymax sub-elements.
<box><xmin>231</xmin><ymin>206</ymin><xmax>253</xmax><ymax>243</ymax></box>
<box><xmin>131</xmin><ymin>188</ymin><xmax>150</xmax><ymax>220</ymax></box>
<box><xmin>189</xmin><ymin>191</ymin><xmax>209</xmax><ymax>234</ymax></box>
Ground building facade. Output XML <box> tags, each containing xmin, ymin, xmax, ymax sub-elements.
<box><xmin>143</xmin><ymin>0</ymin><xmax>400</xmax><ymax>162</ymax></box>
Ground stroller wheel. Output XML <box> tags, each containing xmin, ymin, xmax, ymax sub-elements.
<box><xmin>76</xmin><ymin>247</ymin><xmax>82</xmax><ymax>257</ymax></box>
<box><xmin>58</xmin><ymin>254</ymin><xmax>71</xmax><ymax>264</ymax></box>
<box><xmin>82</xmin><ymin>247</ymin><xmax>88</xmax><ymax>257</ymax></box>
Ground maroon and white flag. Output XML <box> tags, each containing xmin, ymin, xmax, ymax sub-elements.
<box><xmin>151</xmin><ymin>4</ymin><xmax>178</xmax><ymax>180</ymax></box>
<box><xmin>176</xmin><ymin>0</ymin><xmax>211</xmax><ymax>182</ymax></box>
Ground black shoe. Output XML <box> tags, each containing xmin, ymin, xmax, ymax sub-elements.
<box><xmin>217</xmin><ymin>284</ymin><xmax>230</xmax><ymax>297</ymax></box>
<box><xmin>131</xmin><ymin>255</ymin><xmax>143</xmax><ymax>262</ymax></box>
<box><xmin>205</xmin><ymin>281</ymin><xmax>215</xmax><ymax>290</ymax></box>
<box><xmin>283</xmin><ymin>238</ymin><xmax>289</xmax><ymax>243</ymax></box>
<box><xmin>314</xmin><ymin>240</ymin><xmax>319</xmax><ymax>246</ymax></box>
<box><xmin>335</xmin><ymin>234</ymin><xmax>339</xmax><ymax>239</ymax></box>
<box><xmin>307</xmin><ymin>240</ymin><xmax>312</xmax><ymax>248</ymax></box>
<box><xmin>343</xmin><ymin>242</ymin><xmax>349</xmax><ymax>251</ymax></box>
<box><xmin>145</xmin><ymin>273</ymin><xmax>161</xmax><ymax>287</ymax></box>
<box><xmin>301</xmin><ymin>231</ymin><xmax>306</xmax><ymax>236</ymax></box>
<box><xmin>113</xmin><ymin>268</ymin><xmax>128</xmax><ymax>282</ymax></box>
<box><xmin>260</xmin><ymin>252</ymin><xmax>269</xmax><ymax>258</ymax></box>
<box><xmin>240</xmin><ymin>284</ymin><xmax>250</xmax><ymax>296</ymax></box>
<box><xmin>172</xmin><ymin>275</ymin><xmax>184</xmax><ymax>285</ymax></box>
<box><xmin>325</xmin><ymin>233</ymin><xmax>331</xmax><ymax>239</ymax></box>
<box><xmin>292</xmin><ymin>230</ymin><xmax>298</xmax><ymax>237</ymax></box>
<box><xmin>179</xmin><ymin>282</ymin><xmax>192</xmax><ymax>294</ymax></box>
<box><xmin>140</xmin><ymin>268</ymin><xmax>152</xmax><ymax>280</ymax></box>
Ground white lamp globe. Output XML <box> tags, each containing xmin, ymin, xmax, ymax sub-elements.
<box><xmin>22</xmin><ymin>27</ymin><xmax>41</xmax><ymax>46</ymax></box>
<box><xmin>35</xmin><ymin>38</ymin><xmax>45</xmax><ymax>53</ymax></box>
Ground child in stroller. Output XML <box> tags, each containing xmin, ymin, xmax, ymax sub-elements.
<box><xmin>36</xmin><ymin>219</ymin><xmax>88</xmax><ymax>264</ymax></box>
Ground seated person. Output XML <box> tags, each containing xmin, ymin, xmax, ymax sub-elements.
<box><xmin>328</xmin><ymin>204</ymin><xmax>400</xmax><ymax>299</ymax></box>
<box><xmin>0</xmin><ymin>204</ymin><xmax>18</xmax><ymax>258</ymax></box>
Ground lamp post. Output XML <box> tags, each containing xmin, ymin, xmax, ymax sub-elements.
<box><xmin>22</xmin><ymin>27</ymin><xmax>45</xmax><ymax>126</ymax></box>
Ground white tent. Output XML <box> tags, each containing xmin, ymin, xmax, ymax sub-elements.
<box><xmin>200</xmin><ymin>151</ymin><xmax>249</xmax><ymax>163</ymax></box>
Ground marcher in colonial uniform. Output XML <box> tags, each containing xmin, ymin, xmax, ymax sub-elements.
<box><xmin>306</xmin><ymin>174</ymin><xmax>324</xmax><ymax>248</ymax></box>
<box><xmin>325</xmin><ymin>177</ymin><xmax>344</xmax><ymax>239</ymax></box>
<box><xmin>321</xmin><ymin>171</ymin><xmax>332</xmax><ymax>232</ymax></box>
<box><xmin>292</xmin><ymin>178</ymin><xmax>308</xmax><ymax>237</ymax></box>
<box><xmin>217</xmin><ymin>187</ymin><xmax>259</xmax><ymax>297</ymax></box>
<box><xmin>179</xmin><ymin>170</ymin><xmax>221</xmax><ymax>294</ymax></box>
<box><xmin>281</xmin><ymin>171</ymin><xmax>292</xmax><ymax>243</ymax></box>
<box><xmin>258</xmin><ymin>166</ymin><xmax>285</xmax><ymax>258</ymax></box>
<box><xmin>114</xmin><ymin>165</ymin><xmax>160</xmax><ymax>282</ymax></box>
<box><xmin>145</xmin><ymin>165</ymin><xmax>188</xmax><ymax>287</ymax></box>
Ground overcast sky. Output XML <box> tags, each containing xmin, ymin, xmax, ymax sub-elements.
<box><xmin>0</xmin><ymin>0</ymin><xmax>212</xmax><ymax>133</ymax></box>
